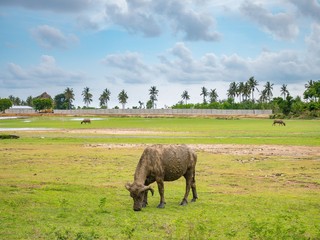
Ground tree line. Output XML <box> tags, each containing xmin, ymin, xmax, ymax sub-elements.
<box><xmin>174</xmin><ymin>78</ymin><xmax>320</xmax><ymax>118</ymax></box>
<box><xmin>1</xmin><ymin>78</ymin><xmax>319</xmax><ymax>118</ymax></box>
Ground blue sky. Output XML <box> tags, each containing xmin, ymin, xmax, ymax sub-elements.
<box><xmin>1</xmin><ymin>0</ymin><xmax>320</xmax><ymax>108</ymax></box>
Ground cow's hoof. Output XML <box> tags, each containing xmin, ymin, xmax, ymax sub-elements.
<box><xmin>191</xmin><ymin>198</ymin><xmax>197</xmax><ymax>202</ymax></box>
<box><xmin>180</xmin><ymin>199</ymin><xmax>188</xmax><ymax>206</ymax></box>
<box><xmin>157</xmin><ymin>203</ymin><xmax>165</xmax><ymax>208</ymax></box>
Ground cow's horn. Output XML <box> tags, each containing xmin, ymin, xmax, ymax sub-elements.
<box><xmin>140</xmin><ymin>185</ymin><xmax>154</xmax><ymax>196</ymax></box>
<box><xmin>149</xmin><ymin>187</ymin><xmax>154</xmax><ymax>196</ymax></box>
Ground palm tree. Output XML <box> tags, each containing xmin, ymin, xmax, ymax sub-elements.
<box><xmin>99</xmin><ymin>88</ymin><xmax>111</xmax><ymax>108</ymax></box>
<box><xmin>259</xmin><ymin>89</ymin><xmax>268</xmax><ymax>103</ymax></box>
<box><xmin>237</xmin><ymin>82</ymin><xmax>245</xmax><ymax>102</ymax></box>
<box><xmin>149</xmin><ymin>86</ymin><xmax>159</xmax><ymax>109</ymax></box>
<box><xmin>138</xmin><ymin>101</ymin><xmax>144</xmax><ymax>109</ymax></box>
<box><xmin>181</xmin><ymin>90</ymin><xmax>190</xmax><ymax>104</ymax></box>
<box><xmin>209</xmin><ymin>89</ymin><xmax>218</xmax><ymax>103</ymax></box>
<box><xmin>242</xmin><ymin>82</ymin><xmax>251</xmax><ymax>101</ymax></box>
<box><xmin>26</xmin><ymin>96</ymin><xmax>33</xmax><ymax>107</ymax></box>
<box><xmin>305</xmin><ymin>80</ymin><xmax>315</xmax><ymax>90</ymax></box>
<box><xmin>8</xmin><ymin>95</ymin><xmax>21</xmax><ymax>105</ymax></box>
<box><xmin>247</xmin><ymin>76</ymin><xmax>259</xmax><ymax>101</ymax></box>
<box><xmin>304</xmin><ymin>80</ymin><xmax>315</xmax><ymax>102</ymax></box>
<box><xmin>200</xmin><ymin>86</ymin><xmax>208</xmax><ymax>104</ymax></box>
<box><xmin>304</xmin><ymin>80</ymin><xmax>320</xmax><ymax>102</ymax></box>
<box><xmin>64</xmin><ymin>87</ymin><xmax>75</xmax><ymax>109</ymax></box>
<box><xmin>280</xmin><ymin>84</ymin><xmax>289</xmax><ymax>99</ymax></box>
<box><xmin>82</xmin><ymin>87</ymin><xmax>93</xmax><ymax>108</ymax></box>
<box><xmin>263</xmin><ymin>82</ymin><xmax>274</xmax><ymax>102</ymax></box>
<box><xmin>227</xmin><ymin>82</ymin><xmax>237</xmax><ymax>100</ymax></box>
<box><xmin>118</xmin><ymin>89</ymin><xmax>128</xmax><ymax>109</ymax></box>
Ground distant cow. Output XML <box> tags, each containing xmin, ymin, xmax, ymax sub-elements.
<box><xmin>81</xmin><ymin>119</ymin><xmax>91</xmax><ymax>124</ymax></box>
<box><xmin>272</xmin><ymin>119</ymin><xmax>286</xmax><ymax>126</ymax></box>
<box><xmin>126</xmin><ymin>144</ymin><xmax>198</xmax><ymax>211</ymax></box>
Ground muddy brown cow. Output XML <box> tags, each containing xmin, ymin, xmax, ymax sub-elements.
<box><xmin>81</xmin><ymin>119</ymin><xmax>91</xmax><ymax>124</ymax></box>
<box><xmin>272</xmin><ymin>119</ymin><xmax>286</xmax><ymax>126</ymax></box>
<box><xmin>126</xmin><ymin>144</ymin><xmax>198</xmax><ymax>211</ymax></box>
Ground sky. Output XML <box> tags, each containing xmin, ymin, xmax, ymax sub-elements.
<box><xmin>1</xmin><ymin>0</ymin><xmax>320</xmax><ymax>108</ymax></box>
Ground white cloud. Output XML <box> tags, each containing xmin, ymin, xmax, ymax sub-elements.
<box><xmin>289</xmin><ymin>0</ymin><xmax>320</xmax><ymax>23</ymax></box>
<box><xmin>240</xmin><ymin>1</ymin><xmax>299</xmax><ymax>40</ymax></box>
<box><xmin>251</xmin><ymin>50</ymin><xmax>307</xmax><ymax>82</ymax></box>
<box><xmin>31</xmin><ymin>25</ymin><xmax>78</xmax><ymax>49</ymax></box>
<box><xmin>2</xmin><ymin>55</ymin><xmax>85</xmax><ymax>88</ymax></box>
<box><xmin>101</xmin><ymin>39</ymin><xmax>320</xmax><ymax>89</ymax></box>
<box><xmin>101</xmin><ymin>52</ymin><xmax>152</xmax><ymax>84</ymax></box>
<box><xmin>305</xmin><ymin>23</ymin><xmax>320</xmax><ymax>57</ymax></box>
<box><xmin>75</xmin><ymin>0</ymin><xmax>222</xmax><ymax>41</ymax></box>
<box><xmin>154</xmin><ymin>1</ymin><xmax>221</xmax><ymax>41</ymax></box>
<box><xmin>104</xmin><ymin>1</ymin><xmax>161</xmax><ymax>37</ymax></box>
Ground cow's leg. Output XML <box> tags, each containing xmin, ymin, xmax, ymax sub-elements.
<box><xmin>180</xmin><ymin>170</ymin><xmax>193</xmax><ymax>206</ymax></box>
<box><xmin>156</xmin><ymin>179</ymin><xmax>166</xmax><ymax>208</ymax></box>
<box><xmin>142</xmin><ymin>191</ymin><xmax>148</xmax><ymax>208</ymax></box>
<box><xmin>142</xmin><ymin>178</ymin><xmax>154</xmax><ymax>208</ymax></box>
<box><xmin>191</xmin><ymin>169</ymin><xmax>198</xmax><ymax>202</ymax></box>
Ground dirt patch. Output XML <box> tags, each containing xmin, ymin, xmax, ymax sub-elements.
<box><xmin>85</xmin><ymin>143</ymin><xmax>320</xmax><ymax>157</ymax></box>
<box><xmin>191</xmin><ymin>144</ymin><xmax>320</xmax><ymax>157</ymax></box>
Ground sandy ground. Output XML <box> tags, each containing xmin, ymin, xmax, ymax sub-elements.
<box><xmin>86</xmin><ymin>143</ymin><xmax>320</xmax><ymax>157</ymax></box>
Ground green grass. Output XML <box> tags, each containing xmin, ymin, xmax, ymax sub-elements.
<box><xmin>0</xmin><ymin>116</ymin><xmax>320</xmax><ymax>239</ymax></box>
<box><xmin>0</xmin><ymin>144</ymin><xmax>319</xmax><ymax>239</ymax></box>
<box><xmin>0</xmin><ymin>116</ymin><xmax>319</xmax><ymax>145</ymax></box>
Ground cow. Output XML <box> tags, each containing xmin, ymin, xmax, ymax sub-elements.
<box><xmin>81</xmin><ymin>119</ymin><xmax>91</xmax><ymax>124</ymax></box>
<box><xmin>272</xmin><ymin>119</ymin><xmax>286</xmax><ymax>126</ymax></box>
<box><xmin>125</xmin><ymin>144</ymin><xmax>198</xmax><ymax>211</ymax></box>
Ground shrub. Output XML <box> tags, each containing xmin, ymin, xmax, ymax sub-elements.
<box><xmin>0</xmin><ymin>98</ymin><xmax>12</xmax><ymax>112</ymax></box>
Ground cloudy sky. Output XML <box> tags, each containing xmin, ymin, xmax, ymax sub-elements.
<box><xmin>1</xmin><ymin>0</ymin><xmax>320</xmax><ymax>108</ymax></box>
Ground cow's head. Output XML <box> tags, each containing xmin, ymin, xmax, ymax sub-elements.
<box><xmin>125</xmin><ymin>183</ymin><xmax>154</xmax><ymax>211</ymax></box>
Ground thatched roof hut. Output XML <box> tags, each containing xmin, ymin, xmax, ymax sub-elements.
<box><xmin>36</xmin><ymin>92</ymin><xmax>52</xmax><ymax>99</ymax></box>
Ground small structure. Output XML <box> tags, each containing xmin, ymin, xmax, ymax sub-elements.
<box><xmin>6</xmin><ymin>106</ymin><xmax>34</xmax><ymax>114</ymax></box>
<box><xmin>36</xmin><ymin>92</ymin><xmax>52</xmax><ymax>99</ymax></box>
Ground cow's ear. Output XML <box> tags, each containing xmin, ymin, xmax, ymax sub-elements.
<box><xmin>125</xmin><ymin>183</ymin><xmax>132</xmax><ymax>191</ymax></box>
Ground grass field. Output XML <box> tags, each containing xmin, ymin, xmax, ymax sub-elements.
<box><xmin>0</xmin><ymin>116</ymin><xmax>319</xmax><ymax>145</ymax></box>
<box><xmin>0</xmin><ymin>116</ymin><xmax>320</xmax><ymax>239</ymax></box>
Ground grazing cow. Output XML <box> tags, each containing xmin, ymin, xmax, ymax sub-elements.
<box><xmin>81</xmin><ymin>119</ymin><xmax>91</xmax><ymax>124</ymax></box>
<box><xmin>126</xmin><ymin>144</ymin><xmax>198</xmax><ymax>211</ymax></box>
<box><xmin>272</xmin><ymin>119</ymin><xmax>286</xmax><ymax>126</ymax></box>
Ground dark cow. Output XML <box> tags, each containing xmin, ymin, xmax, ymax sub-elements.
<box><xmin>126</xmin><ymin>144</ymin><xmax>198</xmax><ymax>211</ymax></box>
<box><xmin>81</xmin><ymin>119</ymin><xmax>91</xmax><ymax>124</ymax></box>
<box><xmin>272</xmin><ymin>119</ymin><xmax>286</xmax><ymax>126</ymax></box>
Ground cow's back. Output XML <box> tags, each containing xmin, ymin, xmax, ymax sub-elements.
<box><xmin>143</xmin><ymin>145</ymin><xmax>196</xmax><ymax>181</ymax></box>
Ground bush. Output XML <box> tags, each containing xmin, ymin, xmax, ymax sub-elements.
<box><xmin>33</xmin><ymin>98</ymin><xmax>53</xmax><ymax>112</ymax></box>
<box><xmin>0</xmin><ymin>98</ymin><xmax>13</xmax><ymax>112</ymax></box>
<box><xmin>307</xmin><ymin>101</ymin><xmax>320</xmax><ymax>111</ymax></box>
<box><xmin>269</xmin><ymin>113</ymin><xmax>285</xmax><ymax>119</ymax></box>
